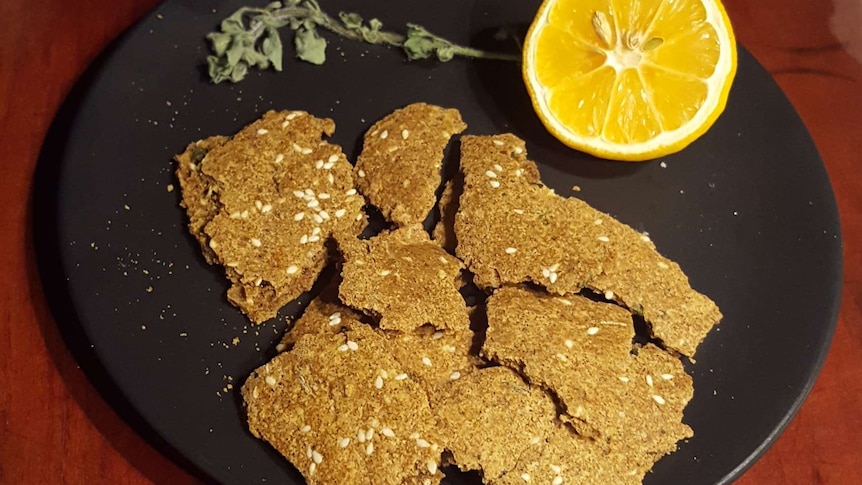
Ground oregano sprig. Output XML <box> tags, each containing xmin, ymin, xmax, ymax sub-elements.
<box><xmin>206</xmin><ymin>0</ymin><xmax>519</xmax><ymax>84</ymax></box>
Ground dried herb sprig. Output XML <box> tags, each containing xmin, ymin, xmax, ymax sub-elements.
<box><xmin>206</xmin><ymin>0</ymin><xmax>519</xmax><ymax>84</ymax></box>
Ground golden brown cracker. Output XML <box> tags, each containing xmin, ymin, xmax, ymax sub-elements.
<box><xmin>243</xmin><ymin>325</ymin><xmax>445</xmax><ymax>485</ymax></box>
<box><xmin>454</xmin><ymin>134</ymin><xmax>720</xmax><ymax>356</ymax></box>
<box><xmin>175</xmin><ymin>110</ymin><xmax>366</xmax><ymax>323</ymax></box>
<box><xmin>339</xmin><ymin>225</ymin><xmax>470</xmax><ymax>332</ymax></box>
<box><xmin>355</xmin><ymin>103</ymin><xmax>466</xmax><ymax>226</ymax></box>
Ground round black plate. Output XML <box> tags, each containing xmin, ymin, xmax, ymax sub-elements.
<box><xmin>34</xmin><ymin>1</ymin><xmax>842</xmax><ymax>484</ymax></box>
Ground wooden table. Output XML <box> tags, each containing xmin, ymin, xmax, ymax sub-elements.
<box><xmin>1</xmin><ymin>0</ymin><xmax>859</xmax><ymax>483</ymax></box>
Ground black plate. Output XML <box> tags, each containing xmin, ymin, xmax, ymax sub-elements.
<box><xmin>34</xmin><ymin>0</ymin><xmax>843</xmax><ymax>484</ymax></box>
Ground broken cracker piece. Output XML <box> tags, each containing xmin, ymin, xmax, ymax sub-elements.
<box><xmin>243</xmin><ymin>325</ymin><xmax>444</xmax><ymax>485</ymax></box>
<box><xmin>339</xmin><ymin>225</ymin><xmax>470</xmax><ymax>332</ymax></box>
<box><xmin>175</xmin><ymin>110</ymin><xmax>366</xmax><ymax>323</ymax></box>
<box><xmin>484</xmin><ymin>286</ymin><xmax>693</xmax><ymax>459</ymax></box>
<box><xmin>355</xmin><ymin>103</ymin><xmax>466</xmax><ymax>226</ymax></box>
<box><xmin>455</xmin><ymin>134</ymin><xmax>720</xmax><ymax>356</ymax></box>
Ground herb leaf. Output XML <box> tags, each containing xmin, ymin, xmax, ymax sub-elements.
<box><xmin>204</xmin><ymin>0</ymin><xmax>519</xmax><ymax>84</ymax></box>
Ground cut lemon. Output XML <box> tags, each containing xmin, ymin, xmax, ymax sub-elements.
<box><xmin>523</xmin><ymin>0</ymin><xmax>737</xmax><ymax>161</ymax></box>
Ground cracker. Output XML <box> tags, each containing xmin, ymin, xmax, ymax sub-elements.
<box><xmin>174</xmin><ymin>110</ymin><xmax>366</xmax><ymax>323</ymax></box>
<box><xmin>339</xmin><ymin>225</ymin><xmax>470</xmax><ymax>332</ymax></box>
<box><xmin>454</xmin><ymin>134</ymin><xmax>720</xmax><ymax>356</ymax></box>
<box><xmin>243</xmin><ymin>325</ymin><xmax>445</xmax><ymax>485</ymax></box>
<box><xmin>434</xmin><ymin>366</ymin><xmax>559</xmax><ymax>481</ymax></box>
<box><xmin>484</xmin><ymin>287</ymin><xmax>693</xmax><ymax>458</ymax></box>
<box><xmin>277</xmin><ymin>282</ymin><xmax>363</xmax><ymax>352</ymax></box>
<box><xmin>355</xmin><ymin>103</ymin><xmax>466</xmax><ymax>226</ymax></box>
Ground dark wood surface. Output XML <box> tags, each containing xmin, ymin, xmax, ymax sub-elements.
<box><xmin>1</xmin><ymin>0</ymin><xmax>859</xmax><ymax>483</ymax></box>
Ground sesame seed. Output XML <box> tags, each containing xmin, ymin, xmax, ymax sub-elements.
<box><xmin>293</xmin><ymin>190</ymin><xmax>305</xmax><ymax>198</ymax></box>
<box><xmin>513</xmin><ymin>146</ymin><xmax>524</xmax><ymax>154</ymax></box>
<box><xmin>597</xmin><ymin>236</ymin><xmax>610</xmax><ymax>242</ymax></box>
<box><xmin>450</xmin><ymin>371</ymin><xmax>461</xmax><ymax>380</ymax></box>
<box><xmin>380</xmin><ymin>130</ymin><xmax>388</xmax><ymax>139</ymax></box>
<box><xmin>402</xmin><ymin>129</ymin><xmax>409</xmax><ymax>139</ymax></box>
<box><xmin>658</xmin><ymin>262</ymin><xmax>670</xmax><ymax>269</ymax></box>
<box><xmin>442</xmin><ymin>345</ymin><xmax>456</xmax><ymax>353</ymax></box>
<box><xmin>308</xmin><ymin>234</ymin><xmax>321</xmax><ymax>243</ymax></box>
<box><xmin>346</xmin><ymin>188</ymin><xmax>357</xmax><ymax>196</ymax></box>
<box><xmin>505</xmin><ymin>247</ymin><xmax>517</xmax><ymax>254</ymax></box>
<box><xmin>255</xmin><ymin>277</ymin><xmax>263</xmax><ymax>286</ymax></box>
<box><xmin>661</xmin><ymin>374</ymin><xmax>674</xmax><ymax>380</ymax></box>
<box><xmin>281</xmin><ymin>120</ymin><xmax>290</xmax><ymax>128</ymax></box>
<box><xmin>329</xmin><ymin>312</ymin><xmax>341</xmax><ymax>320</ymax></box>
<box><xmin>646</xmin><ymin>375</ymin><xmax>654</xmax><ymax>387</ymax></box>
<box><xmin>394</xmin><ymin>373</ymin><xmax>408</xmax><ymax>381</ymax></box>
<box><xmin>313</xmin><ymin>214</ymin><xmax>324</xmax><ymax>224</ymax></box>
<box><xmin>493</xmin><ymin>140</ymin><xmax>504</xmax><ymax>146</ymax></box>
<box><xmin>335</xmin><ymin>209</ymin><xmax>346</xmax><ymax>218</ymax></box>
<box><xmin>329</xmin><ymin>317</ymin><xmax>342</xmax><ymax>327</ymax></box>
<box><xmin>252</xmin><ymin>387</ymin><xmax>259</xmax><ymax>398</ymax></box>
<box><xmin>549</xmin><ymin>272</ymin><xmax>558</xmax><ymax>283</ymax></box>
<box><xmin>307</xmin><ymin>199</ymin><xmax>320</xmax><ymax>208</ymax></box>
<box><xmin>209</xmin><ymin>239</ymin><xmax>218</xmax><ymax>249</ymax></box>
<box><xmin>381</xmin><ymin>427</ymin><xmax>395</xmax><ymax>437</ymax></box>
<box><xmin>530</xmin><ymin>436</ymin><xmax>541</xmax><ymax>445</ymax></box>
<box><xmin>521</xmin><ymin>473</ymin><xmax>531</xmax><ymax>481</ymax></box>
<box><xmin>427</xmin><ymin>461</ymin><xmax>437</xmax><ymax>475</ymax></box>
<box><xmin>312</xmin><ymin>450</ymin><xmax>323</xmax><ymax>464</ymax></box>
<box><xmin>594</xmin><ymin>219</ymin><xmax>603</xmax><ymax>225</ymax></box>
<box><xmin>301</xmin><ymin>148</ymin><xmax>313</xmax><ymax>155</ymax></box>
<box><xmin>409</xmin><ymin>433</ymin><xmax>420</xmax><ymax>440</ymax></box>
<box><xmin>604</xmin><ymin>290</ymin><xmax>614</xmax><ymax>300</ymax></box>
<box><xmin>286</xmin><ymin>112</ymin><xmax>300</xmax><ymax>120</ymax></box>
<box><xmin>275</xmin><ymin>343</ymin><xmax>286</xmax><ymax>352</ymax></box>
<box><xmin>286</xmin><ymin>265</ymin><xmax>299</xmax><ymax>274</ymax></box>
<box><xmin>619</xmin><ymin>376</ymin><xmax>630</xmax><ymax>383</ymax></box>
<box><xmin>357</xmin><ymin>169</ymin><xmax>366</xmax><ymax>178</ymax></box>
<box><xmin>485</xmin><ymin>170</ymin><xmax>498</xmax><ymax>178</ymax></box>
<box><xmin>251</xmin><ymin>238</ymin><xmax>262</xmax><ymax>247</ymax></box>
<box><xmin>550</xmin><ymin>464</ymin><xmax>562</xmax><ymax>474</ymax></box>
<box><xmin>358</xmin><ymin>429</ymin><xmax>366</xmax><ymax>442</ymax></box>
<box><xmin>347</xmin><ymin>340</ymin><xmax>359</xmax><ymax>351</ymax></box>
<box><xmin>257</xmin><ymin>128</ymin><xmax>268</xmax><ymax>135</ymax></box>
<box><xmin>308</xmin><ymin>462</ymin><xmax>316</xmax><ymax>475</ymax></box>
<box><xmin>513</xmin><ymin>209</ymin><xmax>525</xmax><ymax>215</ymax></box>
<box><xmin>355</xmin><ymin>213</ymin><xmax>363</xmax><ymax>221</ymax></box>
<box><xmin>556</xmin><ymin>353</ymin><xmax>569</xmax><ymax>362</ymax></box>
<box><xmin>515</xmin><ymin>168</ymin><xmax>524</xmax><ymax>177</ymax></box>
<box><xmin>318</xmin><ymin>192</ymin><xmax>330</xmax><ymax>200</ymax></box>
<box><xmin>552</xmin><ymin>476</ymin><xmax>563</xmax><ymax>485</ymax></box>
<box><xmin>323</xmin><ymin>161</ymin><xmax>334</xmax><ymax>170</ymax></box>
<box><xmin>365</xmin><ymin>442</ymin><xmax>374</xmax><ymax>455</ymax></box>
<box><xmin>300</xmin><ymin>235</ymin><xmax>309</xmax><ymax>244</ymax></box>
<box><xmin>292</xmin><ymin>143</ymin><xmax>303</xmax><ymax>152</ymax></box>
<box><xmin>254</xmin><ymin>200</ymin><xmax>263</xmax><ymax>210</ymax></box>
<box><xmin>366</xmin><ymin>428</ymin><xmax>375</xmax><ymax>441</ymax></box>
<box><xmin>265</xmin><ymin>376</ymin><xmax>277</xmax><ymax>386</ymax></box>
<box><xmin>416</xmin><ymin>438</ymin><xmax>430</xmax><ymax>448</ymax></box>
<box><xmin>374</xmin><ymin>376</ymin><xmax>384</xmax><ymax>389</ymax></box>
<box><xmin>275</xmin><ymin>154</ymin><xmax>284</xmax><ymax>164</ymax></box>
<box><xmin>319</xmin><ymin>210</ymin><xmax>330</xmax><ymax>220</ymax></box>
<box><xmin>314</xmin><ymin>159</ymin><xmax>324</xmax><ymax>169</ymax></box>
<box><xmin>542</xmin><ymin>268</ymin><xmax>551</xmax><ymax>278</ymax></box>
<box><xmin>587</xmin><ymin>327</ymin><xmax>600</xmax><ymax>335</ymax></box>
<box><xmin>559</xmin><ymin>298</ymin><xmax>572</xmax><ymax>305</ymax></box>
<box><xmin>339</xmin><ymin>438</ymin><xmax>350</xmax><ymax>448</ymax></box>
<box><xmin>564</xmin><ymin>339</ymin><xmax>574</xmax><ymax>348</ymax></box>
<box><xmin>652</xmin><ymin>394</ymin><xmax>666</xmax><ymax>405</ymax></box>
<box><xmin>306</xmin><ymin>447</ymin><xmax>313</xmax><ymax>459</ymax></box>
<box><xmin>370</xmin><ymin>418</ymin><xmax>380</xmax><ymax>428</ymax></box>
<box><xmin>294</xmin><ymin>212</ymin><xmax>305</xmax><ymax>221</ymax></box>
<box><xmin>641</xmin><ymin>234</ymin><xmax>651</xmax><ymax>242</ymax></box>
<box><xmin>421</xmin><ymin>357</ymin><xmax>432</xmax><ymax>367</ymax></box>
<box><xmin>229</xmin><ymin>212</ymin><xmax>240</xmax><ymax>219</ymax></box>
<box><xmin>338</xmin><ymin>344</ymin><xmax>349</xmax><ymax>352</ymax></box>
<box><xmin>328</xmin><ymin>154</ymin><xmax>339</xmax><ymax>163</ymax></box>
<box><xmin>261</xmin><ymin>204</ymin><xmax>272</xmax><ymax>213</ymax></box>
<box><xmin>489</xmin><ymin>180</ymin><xmax>501</xmax><ymax>188</ymax></box>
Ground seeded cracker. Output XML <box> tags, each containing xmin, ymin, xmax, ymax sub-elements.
<box><xmin>454</xmin><ymin>134</ymin><xmax>721</xmax><ymax>356</ymax></box>
<box><xmin>339</xmin><ymin>225</ymin><xmax>470</xmax><ymax>332</ymax></box>
<box><xmin>484</xmin><ymin>287</ymin><xmax>693</xmax><ymax>461</ymax></box>
<box><xmin>355</xmin><ymin>103</ymin><xmax>467</xmax><ymax>226</ymax></box>
<box><xmin>277</xmin><ymin>282</ymin><xmax>363</xmax><ymax>352</ymax></box>
<box><xmin>175</xmin><ymin>110</ymin><xmax>366</xmax><ymax>323</ymax></box>
<box><xmin>243</xmin><ymin>325</ymin><xmax>445</xmax><ymax>485</ymax></box>
<box><xmin>434</xmin><ymin>366</ymin><xmax>559</xmax><ymax>480</ymax></box>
